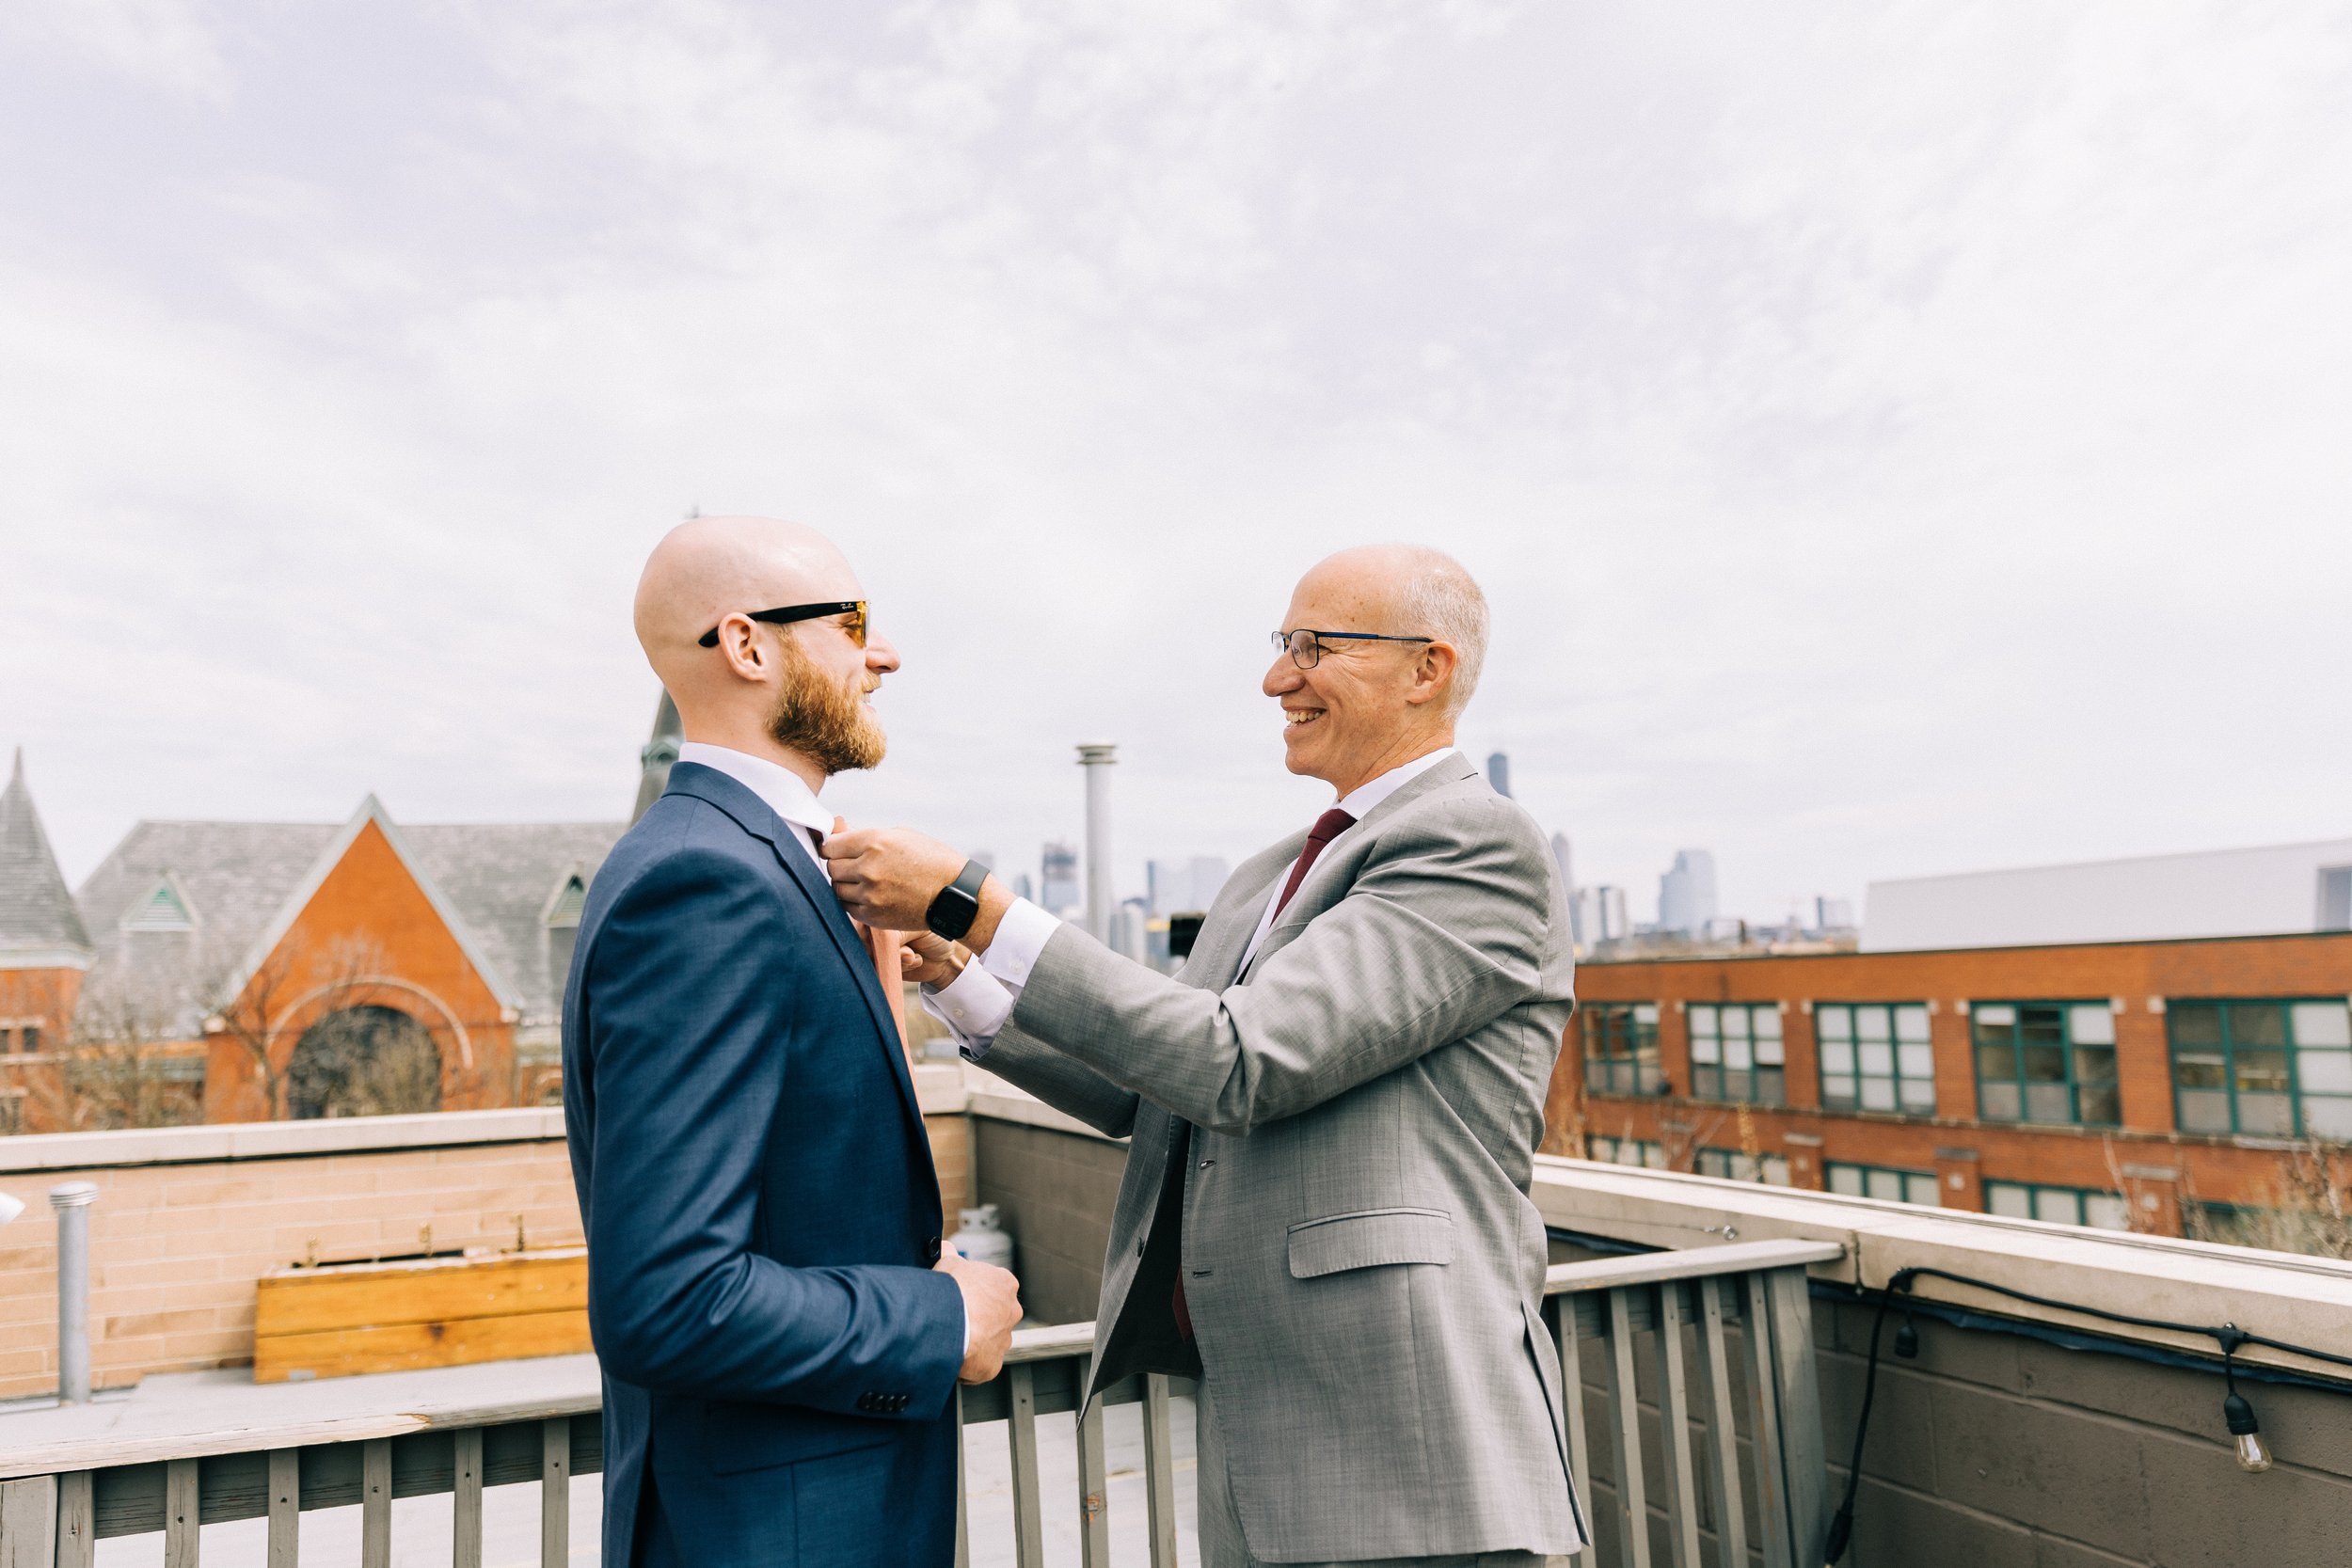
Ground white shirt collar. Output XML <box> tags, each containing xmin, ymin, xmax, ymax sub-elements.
<box><xmin>1332</xmin><ymin>746</ymin><xmax>1456</xmax><ymax>821</ymax></box>
<box><xmin>675</xmin><ymin>741</ymin><xmax>834</xmax><ymax>861</ymax></box>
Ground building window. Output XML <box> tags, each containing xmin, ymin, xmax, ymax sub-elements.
<box><xmin>1817</xmin><ymin>1004</ymin><xmax>1935</xmax><ymax>1114</ymax></box>
<box><xmin>1972</xmin><ymin>1002</ymin><xmax>2119</xmax><ymax>1126</ymax></box>
<box><xmin>1583</xmin><ymin>1004</ymin><xmax>1661</xmax><ymax>1095</ymax></box>
<box><xmin>18</xmin><ymin>1025</ymin><xmax>38</xmax><ymax>1056</ymax></box>
<box><xmin>1587</xmin><ymin>1135</ymin><xmax>1664</xmax><ymax>1168</ymax></box>
<box><xmin>1826</xmin><ymin>1162</ymin><xmax>1941</xmax><ymax>1207</ymax></box>
<box><xmin>2169</xmin><ymin>999</ymin><xmax>2352</xmax><ymax>1139</ymax></box>
<box><xmin>1694</xmin><ymin>1148</ymin><xmax>1791</xmax><ymax>1185</ymax></box>
<box><xmin>1984</xmin><ymin>1179</ymin><xmax>2130</xmax><ymax>1231</ymax></box>
<box><xmin>1688</xmin><ymin>1003</ymin><xmax>1785</xmax><ymax>1105</ymax></box>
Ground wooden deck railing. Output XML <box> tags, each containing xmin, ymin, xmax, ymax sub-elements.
<box><xmin>0</xmin><ymin>1237</ymin><xmax>1840</xmax><ymax>1568</ymax></box>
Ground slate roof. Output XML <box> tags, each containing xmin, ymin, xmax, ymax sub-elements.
<box><xmin>0</xmin><ymin>750</ymin><xmax>94</xmax><ymax>960</ymax></box>
<box><xmin>74</xmin><ymin>813</ymin><xmax>626</xmax><ymax>1027</ymax></box>
<box><xmin>405</xmin><ymin>822</ymin><xmax>627</xmax><ymax>1022</ymax></box>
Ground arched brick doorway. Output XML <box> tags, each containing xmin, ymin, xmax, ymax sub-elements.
<box><xmin>287</xmin><ymin>1004</ymin><xmax>441</xmax><ymax>1118</ymax></box>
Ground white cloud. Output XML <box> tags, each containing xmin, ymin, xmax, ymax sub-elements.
<box><xmin>2</xmin><ymin>2</ymin><xmax>2349</xmax><ymax>929</ymax></box>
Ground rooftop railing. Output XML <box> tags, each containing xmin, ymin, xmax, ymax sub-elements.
<box><xmin>0</xmin><ymin>1237</ymin><xmax>1840</xmax><ymax>1568</ymax></box>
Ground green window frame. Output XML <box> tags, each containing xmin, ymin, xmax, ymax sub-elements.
<box><xmin>1587</xmin><ymin>1134</ymin><xmax>1664</xmax><ymax>1169</ymax></box>
<box><xmin>1825</xmin><ymin>1162</ymin><xmax>1941</xmax><ymax>1207</ymax></box>
<box><xmin>1971</xmin><ymin>1001</ymin><xmax>2119</xmax><ymax>1127</ymax></box>
<box><xmin>1694</xmin><ymin>1148</ymin><xmax>1791</xmax><ymax>1186</ymax></box>
<box><xmin>1984</xmin><ymin>1179</ymin><xmax>2130</xmax><ymax>1231</ymax></box>
<box><xmin>1817</xmin><ymin>1003</ymin><xmax>1936</xmax><ymax>1114</ymax></box>
<box><xmin>1687</xmin><ymin>1003</ymin><xmax>1785</xmax><ymax>1105</ymax></box>
<box><xmin>2168</xmin><ymin>998</ymin><xmax>2352</xmax><ymax>1139</ymax></box>
<box><xmin>1583</xmin><ymin>1003</ymin><xmax>1661</xmax><ymax>1096</ymax></box>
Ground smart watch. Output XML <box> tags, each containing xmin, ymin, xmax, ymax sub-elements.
<box><xmin>925</xmin><ymin>859</ymin><xmax>990</xmax><ymax>942</ymax></box>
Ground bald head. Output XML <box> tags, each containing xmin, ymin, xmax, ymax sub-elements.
<box><xmin>1299</xmin><ymin>544</ymin><xmax>1489</xmax><ymax>717</ymax></box>
<box><xmin>635</xmin><ymin>515</ymin><xmax>859</xmax><ymax>700</ymax></box>
<box><xmin>633</xmin><ymin>515</ymin><xmax>898</xmax><ymax>785</ymax></box>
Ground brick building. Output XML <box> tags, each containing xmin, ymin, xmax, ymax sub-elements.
<box><xmin>1</xmin><ymin>752</ymin><xmax>95</xmax><ymax>1131</ymax></box>
<box><xmin>0</xmin><ymin>743</ymin><xmax>627</xmax><ymax>1131</ymax></box>
<box><xmin>1545</xmin><ymin>931</ymin><xmax>2352</xmax><ymax>1241</ymax></box>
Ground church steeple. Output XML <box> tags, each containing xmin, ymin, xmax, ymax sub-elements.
<box><xmin>0</xmin><ymin>748</ymin><xmax>94</xmax><ymax>966</ymax></box>
<box><xmin>632</xmin><ymin>692</ymin><xmax>683</xmax><ymax>824</ymax></box>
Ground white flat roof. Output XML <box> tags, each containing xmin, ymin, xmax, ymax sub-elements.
<box><xmin>1863</xmin><ymin>837</ymin><xmax>2352</xmax><ymax>952</ymax></box>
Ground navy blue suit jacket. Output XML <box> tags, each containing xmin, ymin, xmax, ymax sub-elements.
<box><xmin>564</xmin><ymin>762</ymin><xmax>964</xmax><ymax>1568</ymax></box>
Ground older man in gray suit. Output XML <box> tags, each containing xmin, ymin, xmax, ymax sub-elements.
<box><xmin>826</xmin><ymin>545</ymin><xmax>1583</xmax><ymax>1567</ymax></box>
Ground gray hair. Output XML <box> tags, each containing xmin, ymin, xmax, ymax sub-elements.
<box><xmin>1393</xmin><ymin>547</ymin><xmax>1489</xmax><ymax>717</ymax></box>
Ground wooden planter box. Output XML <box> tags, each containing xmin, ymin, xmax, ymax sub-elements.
<box><xmin>253</xmin><ymin>1247</ymin><xmax>590</xmax><ymax>1384</ymax></box>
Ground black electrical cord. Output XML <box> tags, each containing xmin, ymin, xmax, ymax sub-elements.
<box><xmin>1823</xmin><ymin>1264</ymin><xmax>2352</xmax><ymax>1564</ymax></box>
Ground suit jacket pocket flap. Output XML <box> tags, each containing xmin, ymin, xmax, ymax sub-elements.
<box><xmin>1286</xmin><ymin>1207</ymin><xmax>1454</xmax><ymax>1278</ymax></box>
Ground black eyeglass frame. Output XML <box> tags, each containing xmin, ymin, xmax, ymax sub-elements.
<box><xmin>1271</xmin><ymin>628</ymin><xmax>1436</xmax><ymax>669</ymax></box>
<box><xmin>699</xmin><ymin>600</ymin><xmax>866</xmax><ymax>649</ymax></box>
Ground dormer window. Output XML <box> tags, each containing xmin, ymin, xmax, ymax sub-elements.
<box><xmin>122</xmin><ymin>878</ymin><xmax>197</xmax><ymax>933</ymax></box>
<box><xmin>545</xmin><ymin>872</ymin><xmax>587</xmax><ymax>981</ymax></box>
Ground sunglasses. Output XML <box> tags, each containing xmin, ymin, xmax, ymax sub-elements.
<box><xmin>698</xmin><ymin>601</ymin><xmax>867</xmax><ymax>649</ymax></box>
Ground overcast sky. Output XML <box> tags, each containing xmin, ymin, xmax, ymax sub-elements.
<box><xmin>4</xmin><ymin>2</ymin><xmax>2349</xmax><ymax>926</ymax></box>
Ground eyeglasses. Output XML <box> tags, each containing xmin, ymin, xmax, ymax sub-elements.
<box><xmin>699</xmin><ymin>601</ymin><xmax>867</xmax><ymax>649</ymax></box>
<box><xmin>1271</xmin><ymin>628</ymin><xmax>1435</xmax><ymax>669</ymax></box>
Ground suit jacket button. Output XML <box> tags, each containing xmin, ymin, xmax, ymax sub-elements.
<box><xmin>927</xmin><ymin>1236</ymin><xmax>943</xmax><ymax>1263</ymax></box>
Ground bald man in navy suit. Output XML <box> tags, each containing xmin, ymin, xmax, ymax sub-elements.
<box><xmin>564</xmin><ymin>516</ymin><xmax>1022</xmax><ymax>1568</ymax></box>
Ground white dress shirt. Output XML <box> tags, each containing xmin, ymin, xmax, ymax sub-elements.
<box><xmin>675</xmin><ymin>741</ymin><xmax>969</xmax><ymax>1354</ymax></box>
<box><xmin>925</xmin><ymin>746</ymin><xmax>1455</xmax><ymax>1056</ymax></box>
<box><xmin>675</xmin><ymin>742</ymin><xmax>834</xmax><ymax>868</ymax></box>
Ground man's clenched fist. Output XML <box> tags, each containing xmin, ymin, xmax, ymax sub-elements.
<box><xmin>936</xmin><ymin>1249</ymin><xmax>1022</xmax><ymax>1384</ymax></box>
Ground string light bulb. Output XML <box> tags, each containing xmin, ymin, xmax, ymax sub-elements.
<box><xmin>2217</xmin><ymin>1326</ymin><xmax>2272</xmax><ymax>1474</ymax></box>
<box><xmin>2223</xmin><ymin>1389</ymin><xmax>2272</xmax><ymax>1473</ymax></box>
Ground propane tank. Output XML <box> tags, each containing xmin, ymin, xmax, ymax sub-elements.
<box><xmin>950</xmin><ymin>1204</ymin><xmax>1016</xmax><ymax>1275</ymax></box>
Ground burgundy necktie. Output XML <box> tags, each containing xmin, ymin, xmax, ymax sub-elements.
<box><xmin>1271</xmin><ymin>808</ymin><xmax>1359</xmax><ymax>922</ymax></box>
<box><xmin>1170</xmin><ymin>805</ymin><xmax>1357</xmax><ymax>1342</ymax></box>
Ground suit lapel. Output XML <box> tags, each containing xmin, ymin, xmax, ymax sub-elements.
<box><xmin>1234</xmin><ymin>752</ymin><xmax>1479</xmax><ymax>982</ymax></box>
<box><xmin>663</xmin><ymin>765</ymin><xmax>929</xmax><ymax>1134</ymax></box>
<box><xmin>1193</xmin><ymin>847</ymin><xmax>1300</xmax><ymax>990</ymax></box>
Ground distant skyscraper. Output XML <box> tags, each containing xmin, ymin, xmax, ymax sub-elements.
<box><xmin>1550</xmin><ymin>832</ymin><xmax>1579</xmax><ymax>944</ymax></box>
<box><xmin>1110</xmin><ymin>896</ymin><xmax>1151</xmax><ymax>962</ymax></box>
<box><xmin>1814</xmin><ymin>896</ymin><xmax>1856</xmax><ymax>932</ymax></box>
<box><xmin>1595</xmin><ymin>886</ymin><xmax>1629</xmax><ymax>942</ymax></box>
<box><xmin>1148</xmin><ymin>856</ymin><xmax>1231</xmax><ymax>916</ymax></box>
<box><xmin>1011</xmin><ymin>871</ymin><xmax>1035</xmax><ymax>902</ymax></box>
<box><xmin>1658</xmin><ymin>849</ymin><xmax>1719</xmax><ymax>937</ymax></box>
<box><xmin>1486</xmin><ymin>751</ymin><xmax>1512</xmax><ymax>799</ymax></box>
<box><xmin>1573</xmin><ymin>885</ymin><xmax>1629</xmax><ymax>945</ymax></box>
<box><xmin>1041</xmin><ymin>841</ymin><xmax>1081</xmax><ymax>916</ymax></box>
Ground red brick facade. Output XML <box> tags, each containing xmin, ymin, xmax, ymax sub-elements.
<box><xmin>1544</xmin><ymin>932</ymin><xmax>2352</xmax><ymax>1234</ymax></box>
<box><xmin>199</xmin><ymin>818</ymin><xmax>516</xmax><ymax>1122</ymax></box>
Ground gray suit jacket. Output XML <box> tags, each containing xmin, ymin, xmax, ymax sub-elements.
<box><xmin>981</xmin><ymin>752</ymin><xmax>1585</xmax><ymax>1561</ymax></box>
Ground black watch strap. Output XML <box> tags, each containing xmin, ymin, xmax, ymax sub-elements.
<box><xmin>925</xmin><ymin>859</ymin><xmax>990</xmax><ymax>942</ymax></box>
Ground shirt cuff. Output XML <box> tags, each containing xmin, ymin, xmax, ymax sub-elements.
<box><xmin>922</xmin><ymin>959</ymin><xmax>1017</xmax><ymax>1058</ymax></box>
<box><xmin>979</xmin><ymin>897</ymin><xmax>1063</xmax><ymax>990</ymax></box>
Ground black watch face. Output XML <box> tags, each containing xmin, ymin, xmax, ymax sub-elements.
<box><xmin>929</xmin><ymin>888</ymin><xmax>979</xmax><ymax>940</ymax></box>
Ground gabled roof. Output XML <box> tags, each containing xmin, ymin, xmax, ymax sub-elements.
<box><xmin>205</xmin><ymin>796</ymin><xmax>537</xmax><ymax>1020</ymax></box>
<box><xmin>405</xmin><ymin>821</ymin><xmax>626</xmax><ymax>1020</ymax></box>
<box><xmin>0</xmin><ymin>749</ymin><xmax>94</xmax><ymax>966</ymax></box>
<box><xmin>74</xmin><ymin>807</ymin><xmax>627</xmax><ymax>1027</ymax></box>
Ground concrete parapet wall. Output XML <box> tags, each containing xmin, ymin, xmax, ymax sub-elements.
<box><xmin>0</xmin><ymin>1065</ymin><xmax>972</xmax><ymax>1401</ymax></box>
<box><xmin>0</xmin><ymin>1113</ymin><xmax>580</xmax><ymax>1401</ymax></box>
